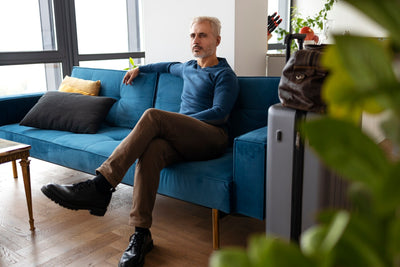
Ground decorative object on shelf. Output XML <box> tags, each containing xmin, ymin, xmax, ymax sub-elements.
<box><xmin>267</xmin><ymin>12</ymin><xmax>282</xmax><ymax>40</ymax></box>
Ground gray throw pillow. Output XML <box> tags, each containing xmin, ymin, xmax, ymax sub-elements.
<box><xmin>20</xmin><ymin>91</ymin><xmax>116</xmax><ymax>134</ymax></box>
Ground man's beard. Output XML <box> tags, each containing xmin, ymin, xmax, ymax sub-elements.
<box><xmin>192</xmin><ymin>46</ymin><xmax>214</xmax><ymax>58</ymax></box>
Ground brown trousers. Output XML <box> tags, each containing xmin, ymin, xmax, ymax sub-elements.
<box><xmin>96</xmin><ymin>108</ymin><xmax>229</xmax><ymax>228</ymax></box>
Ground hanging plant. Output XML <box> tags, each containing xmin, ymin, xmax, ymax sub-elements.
<box><xmin>275</xmin><ymin>0</ymin><xmax>336</xmax><ymax>50</ymax></box>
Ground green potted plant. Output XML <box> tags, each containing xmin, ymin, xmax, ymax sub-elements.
<box><xmin>123</xmin><ymin>57</ymin><xmax>138</xmax><ymax>70</ymax></box>
<box><xmin>275</xmin><ymin>0</ymin><xmax>336</xmax><ymax>51</ymax></box>
<box><xmin>210</xmin><ymin>0</ymin><xmax>400</xmax><ymax>266</ymax></box>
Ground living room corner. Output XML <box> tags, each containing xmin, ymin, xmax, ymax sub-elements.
<box><xmin>1</xmin><ymin>0</ymin><xmax>397</xmax><ymax>266</ymax></box>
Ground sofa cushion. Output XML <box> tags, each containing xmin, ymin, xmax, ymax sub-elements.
<box><xmin>158</xmin><ymin>148</ymin><xmax>233</xmax><ymax>213</ymax></box>
<box><xmin>154</xmin><ymin>73</ymin><xmax>183</xmax><ymax>112</ymax></box>
<box><xmin>70</xmin><ymin>67</ymin><xmax>158</xmax><ymax>128</ymax></box>
<box><xmin>107</xmin><ymin>73</ymin><xmax>158</xmax><ymax>128</ymax></box>
<box><xmin>20</xmin><ymin>91</ymin><xmax>116</xmax><ymax>134</ymax></box>
<box><xmin>58</xmin><ymin>76</ymin><xmax>101</xmax><ymax>96</ymax></box>
<box><xmin>229</xmin><ymin>77</ymin><xmax>280</xmax><ymax>139</ymax></box>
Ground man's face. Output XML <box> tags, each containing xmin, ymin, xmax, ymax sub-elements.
<box><xmin>190</xmin><ymin>21</ymin><xmax>221</xmax><ymax>59</ymax></box>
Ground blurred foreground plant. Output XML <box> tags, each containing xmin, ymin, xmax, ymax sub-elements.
<box><xmin>210</xmin><ymin>0</ymin><xmax>400</xmax><ymax>266</ymax></box>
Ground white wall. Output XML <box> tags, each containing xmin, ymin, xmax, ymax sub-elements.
<box><xmin>141</xmin><ymin>0</ymin><xmax>268</xmax><ymax>76</ymax></box>
<box><xmin>234</xmin><ymin>0</ymin><xmax>268</xmax><ymax>76</ymax></box>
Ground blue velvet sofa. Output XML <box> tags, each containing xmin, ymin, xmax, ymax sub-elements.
<box><xmin>0</xmin><ymin>66</ymin><xmax>280</xmax><ymax>248</ymax></box>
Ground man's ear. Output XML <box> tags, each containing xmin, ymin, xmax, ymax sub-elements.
<box><xmin>216</xmin><ymin>36</ymin><xmax>221</xmax><ymax>46</ymax></box>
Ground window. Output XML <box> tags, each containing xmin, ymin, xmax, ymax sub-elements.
<box><xmin>75</xmin><ymin>0</ymin><xmax>129</xmax><ymax>54</ymax></box>
<box><xmin>74</xmin><ymin>0</ymin><xmax>144</xmax><ymax>67</ymax></box>
<box><xmin>0</xmin><ymin>0</ymin><xmax>144</xmax><ymax>96</ymax></box>
<box><xmin>0</xmin><ymin>64</ymin><xmax>61</xmax><ymax>95</ymax></box>
<box><xmin>0</xmin><ymin>1</ymin><xmax>52</xmax><ymax>52</ymax></box>
<box><xmin>79</xmin><ymin>59</ymin><xmax>141</xmax><ymax>70</ymax></box>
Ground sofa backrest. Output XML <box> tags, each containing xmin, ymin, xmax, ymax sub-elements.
<box><xmin>71</xmin><ymin>67</ymin><xmax>281</xmax><ymax>136</ymax></box>
<box><xmin>71</xmin><ymin>67</ymin><xmax>157</xmax><ymax>128</ymax></box>
<box><xmin>154</xmin><ymin>73</ymin><xmax>183</xmax><ymax>112</ymax></box>
<box><xmin>152</xmin><ymin>74</ymin><xmax>281</xmax><ymax>139</ymax></box>
<box><xmin>229</xmin><ymin>77</ymin><xmax>280</xmax><ymax>138</ymax></box>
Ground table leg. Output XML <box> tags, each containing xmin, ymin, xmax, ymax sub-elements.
<box><xmin>12</xmin><ymin>160</ymin><xmax>18</xmax><ymax>178</ymax></box>
<box><xmin>20</xmin><ymin>158</ymin><xmax>35</xmax><ymax>231</ymax></box>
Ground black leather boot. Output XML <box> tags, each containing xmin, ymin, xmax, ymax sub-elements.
<box><xmin>119</xmin><ymin>231</ymin><xmax>154</xmax><ymax>267</ymax></box>
<box><xmin>41</xmin><ymin>180</ymin><xmax>113</xmax><ymax>216</ymax></box>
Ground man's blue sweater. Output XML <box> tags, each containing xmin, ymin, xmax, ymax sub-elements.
<box><xmin>139</xmin><ymin>58</ymin><xmax>239</xmax><ymax>126</ymax></box>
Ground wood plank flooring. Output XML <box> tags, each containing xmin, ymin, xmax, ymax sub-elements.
<box><xmin>0</xmin><ymin>158</ymin><xmax>265</xmax><ymax>267</ymax></box>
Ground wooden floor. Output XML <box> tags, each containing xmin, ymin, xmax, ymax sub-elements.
<box><xmin>0</xmin><ymin>158</ymin><xmax>265</xmax><ymax>267</ymax></box>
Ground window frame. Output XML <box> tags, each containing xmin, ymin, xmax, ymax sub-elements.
<box><xmin>0</xmin><ymin>0</ymin><xmax>144</xmax><ymax>89</ymax></box>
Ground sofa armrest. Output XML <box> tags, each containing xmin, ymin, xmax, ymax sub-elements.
<box><xmin>233</xmin><ymin>126</ymin><xmax>268</xmax><ymax>220</ymax></box>
<box><xmin>0</xmin><ymin>93</ymin><xmax>43</xmax><ymax>126</ymax></box>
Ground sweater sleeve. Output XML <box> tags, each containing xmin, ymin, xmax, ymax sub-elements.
<box><xmin>190</xmin><ymin>70</ymin><xmax>239</xmax><ymax>125</ymax></box>
<box><xmin>139</xmin><ymin>62</ymin><xmax>182</xmax><ymax>75</ymax></box>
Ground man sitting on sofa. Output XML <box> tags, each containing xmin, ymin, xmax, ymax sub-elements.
<box><xmin>41</xmin><ymin>16</ymin><xmax>239</xmax><ymax>267</ymax></box>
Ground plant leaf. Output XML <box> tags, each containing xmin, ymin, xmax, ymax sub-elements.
<box><xmin>321</xmin><ymin>45</ymin><xmax>363</xmax><ymax>122</ymax></box>
<box><xmin>302</xmin><ymin>117</ymin><xmax>390</xmax><ymax>187</ymax></box>
<box><xmin>387</xmin><ymin>217</ymin><xmax>400</xmax><ymax>263</ymax></box>
<box><xmin>209</xmin><ymin>248</ymin><xmax>251</xmax><ymax>267</ymax></box>
<box><xmin>300</xmin><ymin>211</ymin><xmax>350</xmax><ymax>267</ymax></box>
<box><xmin>336</xmin><ymin>225</ymin><xmax>387</xmax><ymax>267</ymax></box>
<box><xmin>309</xmin><ymin>210</ymin><xmax>387</xmax><ymax>267</ymax></box>
<box><xmin>318</xmin><ymin>209</ymin><xmax>383</xmax><ymax>254</ymax></box>
<box><xmin>129</xmin><ymin>57</ymin><xmax>135</xmax><ymax>66</ymax></box>
<box><xmin>248</xmin><ymin>236</ymin><xmax>314</xmax><ymax>267</ymax></box>
<box><xmin>322</xmin><ymin>36</ymin><xmax>400</xmax><ymax>120</ymax></box>
<box><xmin>374</xmin><ymin>163</ymin><xmax>400</xmax><ymax>215</ymax></box>
<box><xmin>300</xmin><ymin>225</ymin><xmax>327</xmax><ymax>257</ymax></box>
<box><xmin>320</xmin><ymin>211</ymin><xmax>350</xmax><ymax>252</ymax></box>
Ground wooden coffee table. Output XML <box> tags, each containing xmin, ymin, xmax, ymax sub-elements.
<box><xmin>0</xmin><ymin>138</ymin><xmax>35</xmax><ymax>231</ymax></box>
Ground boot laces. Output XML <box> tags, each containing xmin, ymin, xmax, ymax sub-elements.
<box><xmin>127</xmin><ymin>232</ymin><xmax>145</xmax><ymax>251</ymax></box>
<box><xmin>71</xmin><ymin>180</ymin><xmax>94</xmax><ymax>192</ymax></box>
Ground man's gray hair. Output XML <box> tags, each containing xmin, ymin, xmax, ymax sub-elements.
<box><xmin>191</xmin><ymin>16</ymin><xmax>221</xmax><ymax>37</ymax></box>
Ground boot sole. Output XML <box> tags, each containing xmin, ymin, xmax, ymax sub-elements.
<box><xmin>41</xmin><ymin>186</ymin><xmax>107</xmax><ymax>216</ymax></box>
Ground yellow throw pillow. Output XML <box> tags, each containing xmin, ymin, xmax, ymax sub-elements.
<box><xmin>58</xmin><ymin>76</ymin><xmax>101</xmax><ymax>96</ymax></box>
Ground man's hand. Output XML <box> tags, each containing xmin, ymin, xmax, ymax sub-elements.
<box><xmin>123</xmin><ymin>68</ymin><xmax>140</xmax><ymax>85</ymax></box>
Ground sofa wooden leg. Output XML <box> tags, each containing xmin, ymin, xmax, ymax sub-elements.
<box><xmin>212</xmin><ymin>208</ymin><xmax>220</xmax><ymax>250</ymax></box>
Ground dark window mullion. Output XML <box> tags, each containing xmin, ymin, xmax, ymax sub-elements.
<box><xmin>0</xmin><ymin>51</ymin><xmax>63</xmax><ymax>66</ymax></box>
<box><xmin>53</xmin><ymin>0</ymin><xmax>79</xmax><ymax>76</ymax></box>
<box><xmin>53</xmin><ymin>0</ymin><xmax>70</xmax><ymax>75</ymax></box>
<box><xmin>65</xmin><ymin>0</ymin><xmax>79</xmax><ymax>69</ymax></box>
